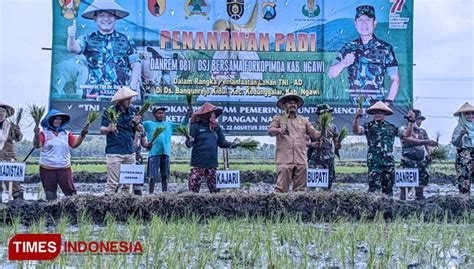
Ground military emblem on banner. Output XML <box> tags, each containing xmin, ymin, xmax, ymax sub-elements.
<box><xmin>302</xmin><ymin>0</ymin><xmax>320</xmax><ymax>18</ymax></box>
<box><xmin>58</xmin><ymin>0</ymin><xmax>80</xmax><ymax>20</ymax></box>
<box><xmin>261</xmin><ymin>0</ymin><xmax>276</xmax><ymax>21</ymax></box>
<box><xmin>227</xmin><ymin>0</ymin><xmax>244</xmax><ymax>20</ymax></box>
<box><xmin>185</xmin><ymin>0</ymin><xmax>210</xmax><ymax>19</ymax></box>
<box><xmin>148</xmin><ymin>0</ymin><xmax>166</xmax><ymax>17</ymax></box>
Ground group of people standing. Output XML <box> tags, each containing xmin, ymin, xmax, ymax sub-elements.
<box><xmin>0</xmin><ymin>92</ymin><xmax>472</xmax><ymax>201</ymax></box>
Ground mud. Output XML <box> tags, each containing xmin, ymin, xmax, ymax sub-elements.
<box><xmin>1</xmin><ymin>192</ymin><xmax>471</xmax><ymax>226</ymax></box>
<box><xmin>23</xmin><ymin>171</ymin><xmax>457</xmax><ymax>184</ymax></box>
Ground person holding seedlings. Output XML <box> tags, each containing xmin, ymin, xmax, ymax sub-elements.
<box><xmin>142</xmin><ymin>106</ymin><xmax>192</xmax><ymax>193</ymax></box>
<box><xmin>100</xmin><ymin>86</ymin><xmax>142</xmax><ymax>194</ymax></box>
<box><xmin>352</xmin><ymin>101</ymin><xmax>415</xmax><ymax>195</ymax></box>
<box><xmin>268</xmin><ymin>94</ymin><xmax>321</xmax><ymax>193</ymax></box>
<box><xmin>451</xmin><ymin>102</ymin><xmax>474</xmax><ymax>194</ymax></box>
<box><xmin>32</xmin><ymin>110</ymin><xmax>88</xmax><ymax>201</ymax></box>
<box><xmin>0</xmin><ymin>101</ymin><xmax>24</xmax><ymax>200</ymax></box>
<box><xmin>399</xmin><ymin>109</ymin><xmax>438</xmax><ymax>200</ymax></box>
<box><xmin>185</xmin><ymin>102</ymin><xmax>239</xmax><ymax>193</ymax></box>
<box><xmin>307</xmin><ymin>104</ymin><xmax>340</xmax><ymax>190</ymax></box>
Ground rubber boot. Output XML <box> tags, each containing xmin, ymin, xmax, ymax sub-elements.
<box><xmin>149</xmin><ymin>177</ymin><xmax>156</xmax><ymax>194</ymax></box>
<box><xmin>399</xmin><ymin>187</ymin><xmax>407</xmax><ymax>201</ymax></box>
<box><xmin>161</xmin><ymin>177</ymin><xmax>168</xmax><ymax>192</ymax></box>
<box><xmin>45</xmin><ymin>191</ymin><xmax>57</xmax><ymax>201</ymax></box>
<box><xmin>415</xmin><ymin>187</ymin><xmax>425</xmax><ymax>200</ymax></box>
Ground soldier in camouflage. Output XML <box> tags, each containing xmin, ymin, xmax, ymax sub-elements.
<box><xmin>307</xmin><ymin>104</ymin><xmax>340</xmax><ymax>190</ymax></box>
<box><xmin>399</xmin><ymin>109</ymin><xmax>438</xmax><ymax>200</ymax></box>
<box><xmin>451</xmin><ymin>102</ymin><xmax>474</xmax><ymax>195</ymax></box>
<box><xmin>328</xmin><ymin>5</ymin><xmax>399</xmax><ymax>105</ymax></box>
<box><xmin>352</xmin><ymin>101</ymin><xmax>415</xmax><ymax>195</ymax></box>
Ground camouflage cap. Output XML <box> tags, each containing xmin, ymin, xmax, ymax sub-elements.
<box><xmin>355</xmin><ymin>5</ymin><xmax>375</xmax><ymax>19</ymax></box>
<box><xmin>412</xmin><ymin>109</ymin><xmax>426</xmax><ymax>121</ymax></box>
<box><xmin>316</xmin><ymin>104</ymin><xmax>334</xmax><ymax>114</ymax></box>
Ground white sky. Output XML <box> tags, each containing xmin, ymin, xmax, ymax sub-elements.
<box><xmin>0</xmin><ymin>0</ymin><xmax>473</xmax><ymax>144</ymax></box>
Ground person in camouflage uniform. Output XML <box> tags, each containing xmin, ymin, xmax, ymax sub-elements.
<box><xmin>352</xmin><ymin>101</ymin><xmax>415</xmax><ymax>195</ymax></box>
<box><xmin>67</xmin><ymin>0</ymin><xmax>141</xmax><ymax>100</ymax></box>
<box><xmin>307</xmin><ymin>104</ymin><xmax>340</xmax><ymax>190</ymax></box>
<box><xmin>451</xmin><ymin>102</ymin><xmax>474</xmax><ymax>195</ymax></box>
<box><xmin>399</xmin><ymin>109</ymin><xmax>438</xmax><ymax>200</ymax></box>
<box><xmin>328</xmin><ymin>5</ymin><xmax>399</xmax><ymax>105</ymax></box>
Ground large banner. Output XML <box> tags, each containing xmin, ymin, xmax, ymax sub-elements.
<box><xmin>50</xmin><ymin>0</ymin><xmax>413</xmax><ymax>134</ymax></box>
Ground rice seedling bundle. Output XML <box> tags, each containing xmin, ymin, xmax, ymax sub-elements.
<box><xmin>238</xmin><ymin>138</ymin><xmax>260</xmax><ymax>151</ymax></box>
<box><xmin>28</xmin><ymin>104</ymin><xmax>46</xmax><ymax>126</ymax></box>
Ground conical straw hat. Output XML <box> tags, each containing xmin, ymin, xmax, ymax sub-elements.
<box><xmin>111</xmin><ymin>87</ymin><xmax>138</xmax><ymax>103</ymax></box>
<box><xmin>81</xmin><ymin>0</ymin><xmax>129</xmax><ymax>20</ymax></box>
<box><xmin>453</xmin><ymin>102</ymin><xmax>474</xmax><ymax>116</ymax></box>
<box><xmin>0</xmin><ymin>101</ymin><xmax>15</xmax><ymax>118</ymax></box>
<box><xmin>366</xmin><ymin>101</ymin><xmax>393</xmax><ymax>115</ymax></box>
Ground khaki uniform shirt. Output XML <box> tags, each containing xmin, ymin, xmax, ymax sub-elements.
<box><xmin>0</xmin><ymin>121</ymin><xmax>23</xmax><ymax>161</ymax></box>
<box><xmin>269</xmin><ymin>114</ymin><xmax>319</xmax><ymax>165</ymax></box>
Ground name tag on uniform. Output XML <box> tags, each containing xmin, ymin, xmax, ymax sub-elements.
<box><xmin>307</xmin><ymin>169</ymin><xmax>329</xmax><ymax>188</ymax></box>
<box><xmin>216</xmin><ymin>170</ymin><xmax>240</xmax><ymax>189</ymax></box>
<box><xmin>395</xmin><ymin>169</ymin><xmax>419</xmax><ymax>187</ymax></box>
<box><xmin>119</xmin><ymin>164</ymin><xmax>145</xmax><ymax>184</ymax></box>
<box><xmin>0</xmin><ymin>162</ymin><xmax>25</xmax><ymax>182</ymax></box>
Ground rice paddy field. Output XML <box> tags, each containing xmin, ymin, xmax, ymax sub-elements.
<box><xmin>0</xmin><ymin>158</ymin><xmax>472</xmax><ymax>267</ymax></box>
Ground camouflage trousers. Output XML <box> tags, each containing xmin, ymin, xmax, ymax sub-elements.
<box><xmin>455</xmin><ymin>148</ymin><xmax>473</xmax><ymax>194</ymax></box>
<box><xmin>188</xmin><ymin>167</ymin><xmax>218</xmax><ymax>193</ymax></box>
<box><xmin>400</xmin><ymin>158</ymin><xmax>430</xmax><ymax>187</ymax></box>
<box><xmin>367</xmin><ymin>157</ymin><xmax>395</xmax><ymax>195</ymax></box>
<box><xmin>309</xmin><ymin>158</ymin><xmax>335</xmax><ymax>190</ymax></box>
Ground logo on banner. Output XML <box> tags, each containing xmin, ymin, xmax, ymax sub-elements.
<box><xmin>58</xmin><ymin>0</ymin><xmax>80</xmax><ymax>20</ymax></box>
<box><xmin>390</xmin><ymin>0</ymin><xmax>405</xmax><ymax>14</ymax></box>
<box><xmin>227</xmin><ymin>0</ymin><xmax>244</xmax><ymax>20</ymax></box>
<box><xmin>185</xmin><ymin>0</ymin><xmax>210</xmax><ymax>19</ymax></box>
<box><xmin>261</xmin><ymin>1</ymin><xmax>276</xmax><ymax>21</ymax></box>
<box><xmin>302</xmin><ymin>0</ymin><xmax>320</xmax><ymax>18</ymax></box>
<box><xmin>148</xmin><ymin>0</ymin><xmax>166</xmax><ymax>17</ymax></box>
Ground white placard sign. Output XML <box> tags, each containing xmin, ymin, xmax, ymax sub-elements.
<box><xmin>395</xmin><ymin>169</ymin><xmax>419</xmax><ymax>187</ymax></box>
<box><xmin>216</xmin><ymin>170</ymin><xmax>240</xmax><ymax>189</ymax></box>
<box><xmin>119</xmin><ymin>164</ymin><xmax>145</xmax><ymax>184</ymax></box>
<box><xmin>307</xmin><ymin>169</ymin><xmax>329</xmax><ymax>188</ymax></box>
<box><xmin>0</xmin><ymin>162</ymin><xmax>25</xmax><ymax>182</ymax></box>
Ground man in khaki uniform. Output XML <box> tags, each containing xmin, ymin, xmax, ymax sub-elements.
<box><xmin>0</xmin><ymin>101</ymin><xmax>24</xmax><ymax>200</ymax></box>
<box><xmin>268</xmin><ymin>94</ymin><xmax>321</xmax><ymax>192</ymax></box>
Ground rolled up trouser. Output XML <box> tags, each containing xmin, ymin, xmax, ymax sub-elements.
<box><xmin>106</xmin><ymin>154</ymin><xmax>137</xmax><ymax>194</ymax></box>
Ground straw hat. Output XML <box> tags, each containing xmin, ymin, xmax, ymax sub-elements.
<box><xmin>81</xmin><ymin>0</ymin><xmax>129</xmax><ymax>20</ymax></box>
<box><xmin>277</xmin><ymin>94</ymin><xmax>304</xmax><ymax>109</ymax></box>
<box><xmin>366</xmin><ymin>101</ymin><xmax>393</xmax><ymax>115</ymax></box>
<box><xmin>111</xmin><ymin>87</ymin><xmax>138</xmax><ymax>103</ymax></box>
<box><xmin>0</xmin><ymin>101</ymin><xmax>15</xmax><ymax>118</ymax></box>
<box><xmin>453</xmin><ymin>102</ymin><xmax>474</xmax><ymax>117</ymax></box>
<box><xmin>193</xmin><ymin>102</ymin><xmax>223</xmax><ymax>117</ymax></box>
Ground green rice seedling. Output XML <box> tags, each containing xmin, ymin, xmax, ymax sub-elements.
<box><xmin>85</xmin><ymin>111</ymin><xmax>101</xmax><ymax>127</ymax></box>
<box><xmin>185</xmin><ymin>93</ymin><xmax>193</xmax><ymax>108</ymax></box>
<box><xmin>126</xmin><ymin>217</ymin><xmax>142</xmax><ymax>242</ymax></box>
<box><xmin>174</xmin><ymin>125</ymin><xmax>190</xmax><ymax>139</ymax></box>
<box><xmin>137</xmin><ymin>102</ymin><xmax>153</xmax><ymax>117</ymax></box>
<box><xmin>335</xmin><ymin>127</ymin><xmax>349</xmax><ymax>159</ymax></box>
<box><xmin>149</xmin><ymin>126</ymin><xmax>166</xmax><ymax>144</ymax></box>
<box><xmin>238</xmin><ymin>138</ymin><xmax>260</xmax><ymax>151</ymax></box>
<box><xmin>28</xmin><ymin>104</ymin><xmax>46</xmax><ymax>126</ymax></box>
<box><xmin>105</xmin><ymin>107</ymin><xmax>121</xmax><ymax>124</ymax></box>
<box><xmin>357</xmin><ymin>95</ymin><xmax>364</xmax><ymax>109</ymax></box>
<box><xmin>12</xmin><ymin>107</ymin><xmax>24</xmax><ymax>126</ymax></box>
<box><xmin>29</xmin><ymin>217</ymin><xmax>46</xmax><ymax>234</ymax></box>
<box><xmin>318</xmin><ymin>112</ymin><xmax>332</xmax><ymax>136</ymax></box>
<box><xmin>430</xmin><ymin>146</ymin><xmax>449</xmax><ymax>162</ymax></box>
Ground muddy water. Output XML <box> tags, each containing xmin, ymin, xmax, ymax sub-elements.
<box><xmin>4</xmin><ymin>181</ymin><xmax>466</xmax><ymax>202</ymax></box>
